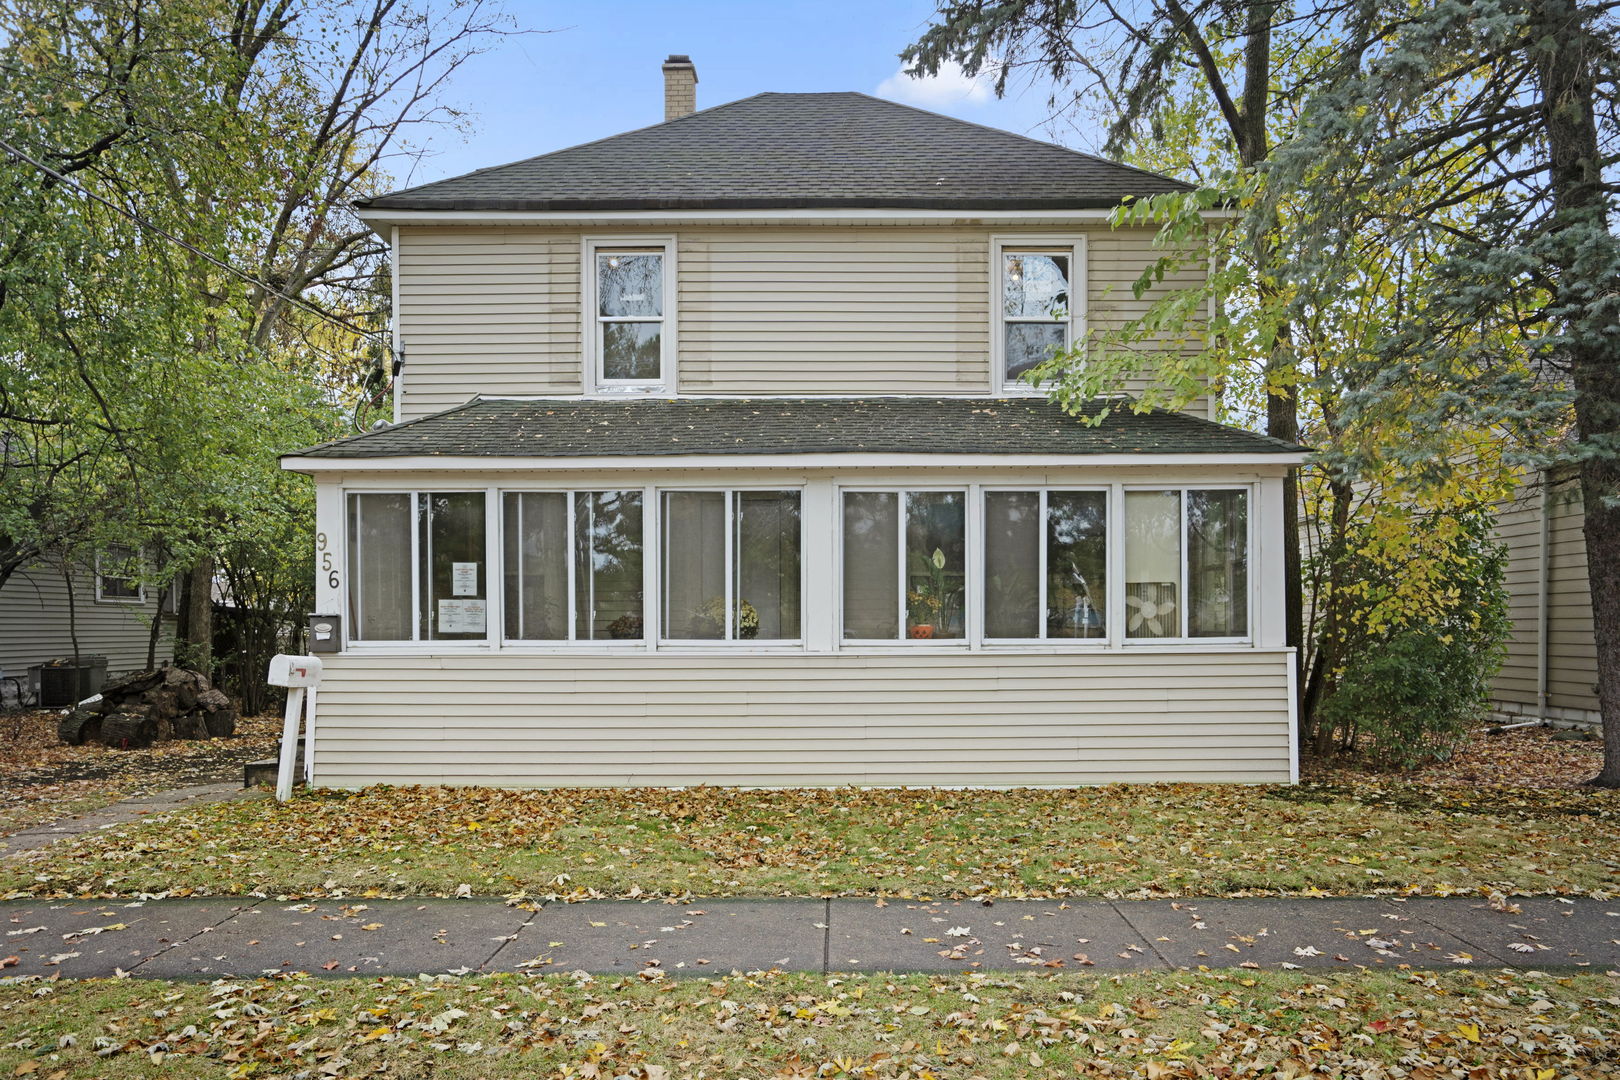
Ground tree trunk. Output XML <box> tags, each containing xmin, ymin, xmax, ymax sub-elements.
<box><xmin>147</xmin><ymin>584</ymin><xmax>166</xmax><ymax>669</ymax></box>
<box><xmin>176</xmin><ymin>558</ymin><xmax>214</xmax><ymax>675</ymax></box>
<box><xmin>1531</xmin><ymin>0</ymin><xmax>1620</xmax><ymax>785</ymax></box>
<box><xmin>61</xmin><ymin>560</ymin><xmax>80</xmax><ymax>669</ymax></box>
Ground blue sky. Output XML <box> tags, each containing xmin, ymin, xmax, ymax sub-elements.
<box><xmin>397</xmin><ymin>0</ymin><xmax>1092</xmax><ymax>188</ymax></box>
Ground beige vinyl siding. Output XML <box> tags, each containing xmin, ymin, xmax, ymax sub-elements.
<box><xmin>310</xmin><ymin>649</ymin><xmax>1291</xmax><ymax>788</ymax></box>
<box><xmin>1546</xmin><ymin>477</ymin><xmax>1596</xmax><ymax>711</ymax></box>
<box><xmin>1490</xmin><ymin>471</ymin><xmax>1598</xmax><ymax>720</ymax></box>
<box><xmin>676</xmin><ymin>227</ymin><xmax>991</xmax><ymax>394</ymax></box>
<box><xmin>1493</xmin><ymin>486</ymin><xmax>1542</xmax><ymax>706</ymax></box>
<box><xmin>394</xmin><ymin>225</ymin><xmax>1207</xmax><ymax>419</ymax></box>
<box><xmin>397</xmin><ymin>228</ymin><xmax>582</xmax><ymax>418</ymax></box>
<box><xmin>0</xmin><ymin>563</ymin><xmax>174</xmax><ymax>680</ymax></box>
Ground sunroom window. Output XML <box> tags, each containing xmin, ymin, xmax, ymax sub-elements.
<box><xmin>1124</xmin><ymin>489</ymin><xmax>1249</xmax><ymax>639</ymax></box>
<box><xmin>842</xmin><ymin>490</ymin><xmax>966</xmax><ymax>640</ymax></box>
<box><xmin>983</xmin><ymin>490</ymin><xmax>1107</xmax><ymax>640</ymax></box>
<box><xmin>661</xmin><ymin>490</ymin><xmax>801</xmax><ymax>641</ymax></box>
<box><xmin>347</xmin><ymin>491</ymin><xmax>488</xmax><ymax>642</ymax></box>
<box><xmin>996</xmin><ymin>240</ymin><xmax>1080</xmax><ymax>392</ymax></box>
<box><xmin>590</xmin><ymin>241</ymin><xmax>670</xmax><ymax>390</ymax></box>
<box><xmin>503</xmin><ymin>491</ymin><xmax>645</xmax><ymax>641</ymax></box>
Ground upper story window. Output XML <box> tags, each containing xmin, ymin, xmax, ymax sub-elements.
<box><xmin>993</xmin><ymin>236</ymin><xmax>1085</xmax><ymax>395</ymax></box>
<box><xmin>586</xmin><ymin>238</ymin><xmax>675</xmax><ymax>393</ymax></box>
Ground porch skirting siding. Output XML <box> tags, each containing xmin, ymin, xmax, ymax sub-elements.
<box><xmin>309</xmin><ymin>648</ymin><xmax>1294</xmax><ymax>788</ymax></box>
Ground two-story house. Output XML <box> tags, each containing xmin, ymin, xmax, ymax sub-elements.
<box><xmin>280</xmin><ymin>57</ymin><xmax>1306</xmax><ymax>789</ymax></box>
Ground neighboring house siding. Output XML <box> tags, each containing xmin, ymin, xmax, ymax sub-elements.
<box><xmin>394</xmin><ymin>225</ymin><xmax>1207</xmax><ymax>420</ymax></box>
<box><xmin>310</xmin><ymin>649</ymin><xmax>1293</xmax><ymax>788</ymax></box>
<box><xmin>0</xmin><ymin>564</ymin><xmax>174</xmax><ymax>681</ymax></box>
<box><xmin>1490</xmin><ymin>471</ymin><xmax>1598</xmax><ymax>723</ymax></box>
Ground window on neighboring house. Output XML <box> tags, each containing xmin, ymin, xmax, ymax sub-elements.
<box><xmin>1124</xmin><ymin>489</ymin><xmax>1249</xmax><ymax>639</ymax></box>
<box><xmin>995</xmin><ymin>238</ymin><xmax>1083</xmax><ymax>393</ymax></box>
<box><xmin>95</xmin><ymin>544</ymin><xmax>144</xmax><ymax>603</ymax></box>
<box><xmin>842</xmin><ymin>490</ymin><xmax>966</xmax><ymax>641</ymax></box>
<box><xmin>503</xmin><ymin>490</ymin><xmax>645</xmax><ymax>641</ymax></box>
<box><xmin>661</xmin><ymin>490</ymin><xmax>801</xmax><ymax>641</ymax></box>
<box><xmin>983</xmin><ymin>490</ymin><xmax>1107</xmax><ymax>640</ymax></box>
<box><xmin>347</xmin><ymin>491</ymin><xmax>488</xmax><ymax>642</ymax></box>
<box><xmin>588</xmin><ymin>240</ymin><xmax>672</xmax><ymax>391</ymax></box>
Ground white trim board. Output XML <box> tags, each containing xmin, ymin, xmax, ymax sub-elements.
<box><xmin>285</xmin><ymin>452</ymin><xmax>1306</xmax><ymax>474</ymax></box>
<box><xmin>357</xmin><ymin>206</ymin><xmax>1237</xmax><ymax>231</ymax></box>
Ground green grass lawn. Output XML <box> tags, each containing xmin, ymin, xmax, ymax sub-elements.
<box><xmin>0</xmin><ymin>967</ymin><xmax>1614</xmax><ymax>1079</ymax></box>
<box><xmin>4</xmin><ymin>782</ymin><xmax>1618</xmax><ymax>901</ymax></box>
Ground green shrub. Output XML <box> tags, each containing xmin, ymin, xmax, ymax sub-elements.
<box><xmin>1316</xmin><ymin>515</ymin><xmax>1509</xmax><ymax>769</ymax></box>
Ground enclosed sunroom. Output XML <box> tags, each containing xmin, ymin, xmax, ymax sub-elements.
<box><xmin>282</xmin><ymin>396</ymin><xmax>1305</xmax><ymax>789</ymax></box>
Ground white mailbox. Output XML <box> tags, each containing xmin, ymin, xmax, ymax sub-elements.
<box><xmin>267</xmin><ymin>654</ymin><xmax>323</xmax><ymax>688</ymax></box>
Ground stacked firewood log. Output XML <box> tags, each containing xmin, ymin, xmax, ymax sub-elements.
<box><xmin>57</xmin><ymin>666</ymin><xmax>238</xmax><ymax>749</ymax></box>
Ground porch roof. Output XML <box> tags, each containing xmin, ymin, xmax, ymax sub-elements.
<box><xmin>288</xmin><ymin>396</ymin><xmax>1307</xmax><ymax>461</ymax></box>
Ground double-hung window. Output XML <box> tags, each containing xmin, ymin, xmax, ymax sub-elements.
<box><xmin>994</xmin><ymin>237</ymin><xmax>1084</xmax><ymax>394</ymax></box>
<box><xmin>842</xmin><ymin>490</ymin><xmax>967</xmax><ymax>641</ymax></box>
<box><xmin>587</xmin><ymin>239</ymin><xmax>673</xmax><ymax>392</ymax></box>
<box><xmin>661</xmin><ymin>490</ymin><xmax>801</xmax><ymax>641</ymax></box>
<box><xmin>504</xmin><ymin>491</ymin><xmax>645</xmax><ymax>641</ymax></box>
<box><xmin>983</xmin><ymin>490</ymin><xmax>1108</xmax><ymax>640</ymax></box>
<box><xmin>347</xmin><ymin>491</ymin><xmax>488</xmax><ymax>642</ymax></box>
<box><xmin>1124</xmin><ymin>488</ymin><xmax>1249</xmax><ymax>639</ymax></box>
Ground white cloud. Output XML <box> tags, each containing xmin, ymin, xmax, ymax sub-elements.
<box><xmin>875</xmin><ymin>61</ymin><xmax>995</xmax><ymax>109</ymax></box>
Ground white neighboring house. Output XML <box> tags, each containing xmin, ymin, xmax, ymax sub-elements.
<box><xmin>280</xmin><ymin>58</ymin><xmax>1308</xmax><ymax>789</ymax></box>
<box><xmin>0</xmin><ymin>544</ymin><xmax>177</xmax><ymax>703</ymax></box>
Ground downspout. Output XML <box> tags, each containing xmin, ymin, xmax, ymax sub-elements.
<box><xmin>1536</xmin><ymin>469</ymin><xmax>1551</xmax><ymax>719</ymax></box>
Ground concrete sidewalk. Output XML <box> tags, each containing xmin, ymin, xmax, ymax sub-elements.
<box><xmin>3</xmin><ymin>894</ymin><xmax>1616</xmax><ymax>980</ymax></box>
<box><xmin>1</xmin><ymin>783</ymin><xmax>264</xmax><ymax>857</ymax></box>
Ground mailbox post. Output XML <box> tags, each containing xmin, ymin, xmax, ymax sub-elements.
<box><xmin>267</xmin><ymin>654</ymin><xmax>323</xmax><ymax>802</ymax></box>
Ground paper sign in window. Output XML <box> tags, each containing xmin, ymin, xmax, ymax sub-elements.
<box><xmin>451</xmin><ymin>562</ymin><xmax>479</xmax><ymax>596</ymax></box>
<box><xmin>438</xmin><ymin>598</ymin><xmax>486</xmax><ymax>634</ymax></box>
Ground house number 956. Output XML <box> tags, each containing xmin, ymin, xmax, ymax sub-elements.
<box><xmin>317</xmin><ymin>532</ymin><xmax>339</xmax><ymax>590</ymax></box>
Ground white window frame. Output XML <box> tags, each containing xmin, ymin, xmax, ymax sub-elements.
<box><xmin>344</xmin><ymin>488</ymin><xmax>495</xmax><ymax>647</ymax></box>
<box><xmin>582</xmin><ymin>236</ymin><xmax>677</xmax><ymax>395</ymax></box>
<box><xmin>979</xmin><ymin>486</ymin><xmax>1111</xmax><ymax>646</ymax></box>
<box><xmin>657</xmin><ymin>487</ymin><xmax>806</xmax><ymax>647</ymax></box>
<box><xmin>837</xmin><ymin>486</ymin><xmax>972</xmax><ymax>647</ymax></box>
<box><xmin>499</xmin><ymin>487</ymin><xmax>651</xmax><ymax>647</ymax></box>
<box><xmin>1120</xmin><ymin>484</ymin><xmax>1253</xmax><ymax>645</ymax></box>
<box><xmin>991</xmin><ymin>235</ymin><xmax>1087</xmax><ymax>396</ymax></box>
<box><xmin>94</xmin><ymin>547</ymin><xmax>145</xmax><ymax>604</ymax></box>
<box><xmin>331</xmin><ymin>476</ymin><xmax>1259</xmax><ymax>655</ymax></box>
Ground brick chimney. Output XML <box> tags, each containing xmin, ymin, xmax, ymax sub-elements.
<box><xmin>662</xmin><ymin>54</ymin><xmax>697</xmax><ymax>120</ymax></box>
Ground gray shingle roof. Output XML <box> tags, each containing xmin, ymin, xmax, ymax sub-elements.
<box><xmin>288</xmin><ymin>397</ymin><xmax>1305</xmax><ymax>460</ymax></box>
<box><xmin>359</xmin><ymin>93</ymin><xmax>1191</xmax><ymax>212</ymax></box>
